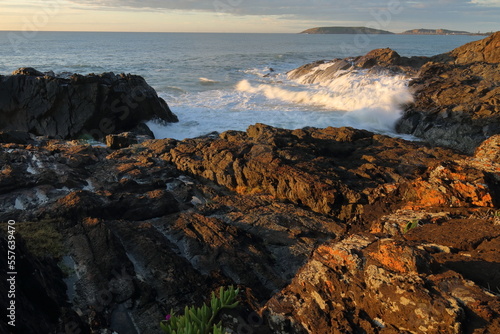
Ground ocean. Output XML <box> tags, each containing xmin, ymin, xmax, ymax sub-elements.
<box><xmin>0</xmin><ymin>32</ymin><xmax>484</xmax><ymax>140</ymax></box>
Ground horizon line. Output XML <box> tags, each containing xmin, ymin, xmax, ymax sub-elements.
<box><xmin>0</xmin><ymin>28</ymin><xmax>496</xmax><ymax>35</ymax></box>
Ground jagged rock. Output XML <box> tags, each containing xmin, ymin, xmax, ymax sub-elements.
<box><xmin>357</xmin><ymin>48</ymin><xmax>401</xmax><ymax>67</ymax></box>
<box><xmin>1</xmin><ymin>122</ymin><xmax>499</xmax><ymax>332</ymax></box>
<box><xmin>158</xmin><ymin>124</ymin><xmax>498</xmax><ymax>223</ymax></box>
<box><xmin>449</xmin><ymin>31</ymin><xmax>500</xmax><ymax>64</ymax></box>
<box><xmin>0</xmin><ymin>69</ymin><xmax>178</xmax><ymax>140</ymax></box>
<box><xmin>264</xmin><ymin>233</ymin><xmax>500</xmax><ymax>333</ymax></box>
<box><xmin>287</xmin><ymin>47</ymin><xmax>428</xmax><ymax>84</ymax></box>
<box><xmin>472</xmin><ymin>133</ymin><xmax>500</xmax><ymax>173</ymax></box>
<box><xmin>355</xmin><ymin>47</ymin><xmax>427</xmax><ymax>70</ymax></box>
<box><xmin>397</xmin><ymin>32</ymin><xmax>500</xmax><ymax>153</ymax></box>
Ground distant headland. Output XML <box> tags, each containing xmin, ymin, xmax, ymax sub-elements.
<box><xmin>300</xmin><ymin>26</ymin><xmax>492</xmax><ymax>36</ymax></box>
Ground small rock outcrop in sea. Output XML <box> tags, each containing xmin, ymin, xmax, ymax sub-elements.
<box><xmin>0</xmin><ymin>68</ymin><xmax>178</xmax><ymax>140</ymax></box>
<box><xmin>287</xmin><ymin>47</ymin><xmax>429</xmax><ymax>83</ymax></box>
<box><xmin>1</xmin><ymin>124</ymin><xmax>499</xmax><ymax>333</ymax></box>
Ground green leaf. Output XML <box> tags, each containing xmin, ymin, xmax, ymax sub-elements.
<box><xmin>225</xmin><ymin>300</ymin><xmax>239</xmax><ymax>309</ymax></box>
<box><xmin>403</xmin><ymin>220</ymin><xmax>419</xmax><ymax>233</ymax></box>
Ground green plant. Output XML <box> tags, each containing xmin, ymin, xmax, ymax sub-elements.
<box><xmin>403</xmin><ymin>220</ymin><xmax>420</xmax><ymax>234</ymax></box>
<box><xmin>160</xmin><ymin>286</ymin><xmax>240</xmax><ymax>334</ymax></box>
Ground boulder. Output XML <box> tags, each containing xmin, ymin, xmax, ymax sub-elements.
<box><xmin>356</xmin><ymin>47</ymin><xmax>402</xmax><ymax>68</ymax></box>
<box><xmin>0</xmin><ymin>69</ymin><xmax>178</xmax><ymax>140</ymax></box>
<box><xmin>106</xmin><ymin>132</ymin><xmax>139</xmax><ymax>149</ymax></box>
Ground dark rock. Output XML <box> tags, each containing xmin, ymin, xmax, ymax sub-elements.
<box><xmin>0</xmin><ymin>130</ymin><xmax>31</xmax><ymax>144</ymax></box>
<box><xmin>131</xmin><ymin>122</ymin><xmax>155</xmax><ymax>138</ymax></box>
<box><xmin>11</xmin><ymin>67</ymin><xmax>45</xmax><ymax>76</ymax></box>
<box><xmin>0</xmin><ymin>230</ymin><xmax>87</xmax><ymax>334</ymax></box>
<box><xmin>0</xmin><ymin>69</ymin><xmax>178</xmax><ymax>140</ymax></box>
<box><xmin>106</xmin><ymin>132</ymin><xmax>139</xmax><ymax>149</ymax></box>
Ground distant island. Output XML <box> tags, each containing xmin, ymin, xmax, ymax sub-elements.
<box><xmin>300</xmin><ymin>27</ymin><xmax>394</xmax><ymax>34</ymax></box>
<box><xmin>400</xmin><ymin>28</ymin><xmax>481</xmax><ymax>35</ymax></box>
<box><xmin>300</xmin><ymin>26</ymin><xmax>491</xmax><ymax>36</ymax></box>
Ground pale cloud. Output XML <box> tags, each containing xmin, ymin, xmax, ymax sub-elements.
<box><xmin>1</xmin><ymin>0</ymin><xmax>498</xmax><ymax>33</ymax></box>
<box><xmin>65</xmin><ymin>0</ymin><xmax>408</xmax><ymax>15</ymax></box>
<box><xmin>471</xmin><ymin>0</ymin><xmax>500</xmax><ymax>5</ymax></box>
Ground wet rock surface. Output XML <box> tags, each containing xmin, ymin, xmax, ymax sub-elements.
<box><xmin>0</xmin><ymin>68</ymin><xmax>178</xmax><ymax>141</ymax></box>
<box><xmin>1</xmin><ymin>124</ymin><xmax>499</xmax><ymax>333</ymax></box>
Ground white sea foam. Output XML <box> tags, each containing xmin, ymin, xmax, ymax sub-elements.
<box><xmin>1</xmin><ymin>32</ymin><xmax>482</xmax><ymax>142</ymax></box>
<box><xmin>235</xmin><ymin>69</ymin><xmax>413</xmax><ymax>133</ymax></box>
<box><xmin>198</xmin><ymin>77</ymin><xmax>219</xmax><ymax>85</ymax></box>
<box><xmin>150</xmin><ymin>67</ymin><xmax>414</xmax><ymax>140</ymax></box>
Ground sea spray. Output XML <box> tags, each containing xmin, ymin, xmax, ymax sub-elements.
<box><xmin>150</xmin><ymin>68</ymin><xmax>414</xmax><ymax>140</ymax></box>
<box><xmin>235</xmin><ymin>68</ymin><xmax>414</xmax><ymax>132</ymax></box>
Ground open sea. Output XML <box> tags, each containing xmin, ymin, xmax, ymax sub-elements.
<box><xmin>0</xmin><ymin>32</ymin><xmax>484</xmax><ymax>140</ymax></box>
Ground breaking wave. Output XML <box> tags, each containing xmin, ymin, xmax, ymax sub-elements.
<box><xmin>151</xmin><ymin>60</ymin><xmax>415</xmax><ymax>140</ymax></box>
<box><xmin>236</xmin><ymin>62</ymin><xmax>413</xmax><ymax>133</ymax></box>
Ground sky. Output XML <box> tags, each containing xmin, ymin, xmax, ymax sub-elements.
<box><xmin>0</xmin><ymin>0</ymin><xmax>498</xmax><ymax>33</ymax></box>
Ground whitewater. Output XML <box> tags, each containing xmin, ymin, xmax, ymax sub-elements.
<box><xmin>0</xmin><ymin>32</ymin><xmax>483</xmax><ymax>140</ymax></box>
<box><xmin>148</xmin><ymin>59</ymin><xmax>415</xmax><ymax>139</ymax></box>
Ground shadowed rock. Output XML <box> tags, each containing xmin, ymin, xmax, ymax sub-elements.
<box><xmin>0</xmin><ymin>68</ymin><xmax>178</xmax><ymax>140</ymax></box>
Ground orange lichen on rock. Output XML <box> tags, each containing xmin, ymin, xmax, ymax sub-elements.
<box><xmin>452</xmin><ymin>181</ymin><xmax>494</xmax><ymax>207</ymax></box>
<box><xmin>369</xmin><ymin>240</ymin><xmax>425</xmax><ymax>274</ymax></box>
<box><xmin>405</xmin><ymin>181</ymin><xmax>448</xmax><ymax>208</ymax></box>
<box><xmin>83</xmin><ymin>217</ymin><xmax>100</xmax><ymax>226</ymax></box>
<box><xmin>316</xmin><ymin>245</ymin><xmax>358</xmax><ymax>270</ymax></box>
<box><xmin>1</xmin><ymin>165</ymin><xmax>13</xmax><ymax>175</ymax></box>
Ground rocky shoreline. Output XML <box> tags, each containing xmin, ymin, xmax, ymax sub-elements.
<box><xmin>289</xmin><ymin>32</ymin><xmax>500</xmax><ymax>154</ymax></box>
<box><xmin>1</xmin><ymin>33</ymin><xmax>499</xmax><ymax>333</ymax></box>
